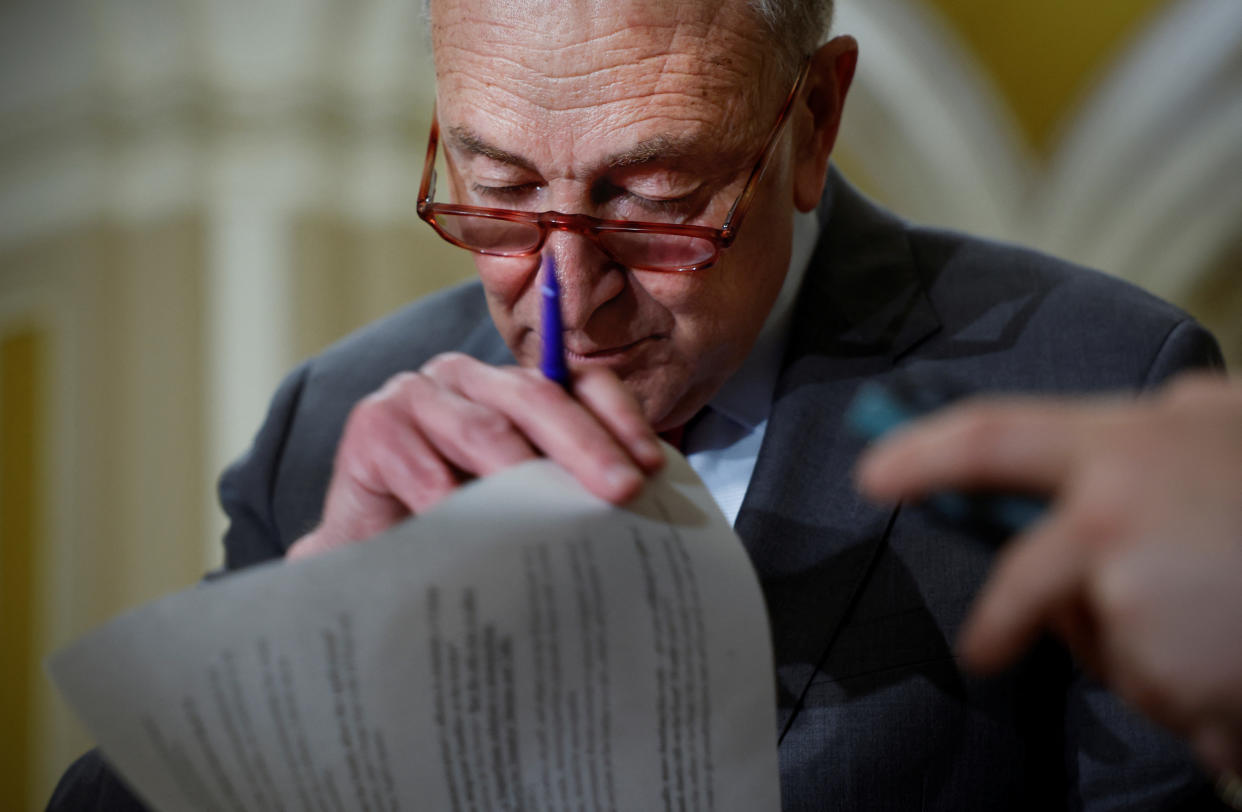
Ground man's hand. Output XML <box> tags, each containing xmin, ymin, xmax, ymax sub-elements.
<box><xmin>288</xmin><ymin>352</ymin><xmax>664</xmax><ymax>560</ymax></box>
<box><xmin>855</xmin><ymin>373</ymin><xmax>1242</xmax><ymax>772</ymax></box>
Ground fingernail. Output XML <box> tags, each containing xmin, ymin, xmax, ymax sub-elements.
<box><xmin>605</xmin><ymin>464</ymin><xmax>642</xmax><ymax>496</ymax></box>
<box><xmin>637</xmin><ymin>438</ymin><xmax>662</xmax><ymax>463</ymax></box>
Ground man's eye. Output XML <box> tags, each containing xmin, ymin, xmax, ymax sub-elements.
<box><xmin>621</xmin><ymin>191</ymin><xmax>701</xmax><ymax>219</ymax></box>
<box><xmin>632</xmin><ymin>191</ymin><xmax>687</xmax><ymax>208</ymax></box>
<box><xmin>472</xmin><ymin>183</ymin><xmax>540</xmax><ymax>202</ymax></box>
<box><xmin>594</xmin><ymin>179</ymin><xmax>700</xmax><ymax>217</ymax></box>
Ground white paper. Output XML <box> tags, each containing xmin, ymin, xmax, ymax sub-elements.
<box><xmin>48</xmin><ymin>448</ymin><xmax>780</xmax><ymax>812</ymax></box>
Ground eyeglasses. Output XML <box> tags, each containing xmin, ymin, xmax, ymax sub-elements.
<box><xmin>416</xmin><ymin>60</ymin><xmax>811</xmax><ymax>273</ymax></box>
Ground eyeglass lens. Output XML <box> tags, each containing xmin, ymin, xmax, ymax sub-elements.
<box><xmin>433</xmin><ymin>213</ymin><xmax>543</xmax><ymax>254</ymax></box>
<box><xmin>430</xmin><ymin>212</ymin><xmax>718</xmax><ymax>270</ymax></box>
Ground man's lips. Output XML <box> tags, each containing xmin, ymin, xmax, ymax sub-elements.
<box><xmin>564</xmin><ymin>336</ymin><xmax>655</xmax><ymax>362</ymax></box>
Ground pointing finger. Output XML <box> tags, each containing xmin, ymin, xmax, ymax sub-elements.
<box><xmin>857</xmin><ymin>400</ymin><xmax>1087</xmax><ymax>502</ymax></box>
<box><xmin>957</xmin><ymin>504</ymin><xmax>1093</xmax><ymax>673</ymax></box>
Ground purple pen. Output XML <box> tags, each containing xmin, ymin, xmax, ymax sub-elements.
<box><xmin>540</xmin><ymin>254</ymin><xmax>570</xmax><ymax>388</ymax></box>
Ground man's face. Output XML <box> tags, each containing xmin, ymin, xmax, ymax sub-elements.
<box><xmin>431</xmin><ymin>0</ymin><xmax>800</xmax><ymax>431</ymax></box>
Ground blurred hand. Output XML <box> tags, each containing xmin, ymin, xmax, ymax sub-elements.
<box><xmin>288</xmin><ymin>352</ymin><xmax>664</xmax><ymax>560</ymax></box>
<box><xmin>855</xmin><ymin>373</ymin><xmax>1242</xmax><ymax>772</ymax></box>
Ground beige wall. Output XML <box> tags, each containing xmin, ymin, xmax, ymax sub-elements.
<box><xmin>1</xmin><ymin>0</ymin><xmax>1239</xmax><ymax>806</ymax></box>
<box><xmin>290</xmin><ymin>215</ymin><xmax>474</xmax><ymax>363</ymax></box>
<box><xmin>0</xmin><ymin>222</ymin><xmax>211</xmax><ymax>803</ymax></box>
<box><xmin>2</xmin><ymin>328</ymin><xmax>43</xmax><ymax>812</ymax></box>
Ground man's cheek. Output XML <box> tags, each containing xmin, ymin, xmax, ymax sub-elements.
<box><xmin>635</xmin><ymin>270</ymin><xmax>707</xmax><ymax>309</ymax></box>
<box><xmin>479</xmin><ymin>291</ymin><xmax>539</xmax><ymax>365</ymax></box>
<box><xmin>480</xmin><ymin>267</ymin><xmax>536</xmax><ymax>316</ymax></box>
<box><xmin>476</xmin><ymin>253</ymin><xmax>539</xmax><ymax>297</ymax></box>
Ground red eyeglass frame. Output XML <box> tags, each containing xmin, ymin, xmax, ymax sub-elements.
<box><xmin>416</xmin><ymin>59</ymin><xmax>811</xmax><ymax>273</ymax></box>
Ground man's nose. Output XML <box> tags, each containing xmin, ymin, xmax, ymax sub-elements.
<box><xmin>545</xmin><ymin>229</ymin><xmax>625</xmax><ymax>330</ymax></box>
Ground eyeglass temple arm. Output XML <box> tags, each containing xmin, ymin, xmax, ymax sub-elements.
<box><xmin>418</xmin><ymin>104</ymin><xmax>441</xmax><ymax>206</ymax></box>
<box><xmin>720</xmin><ymin>58</ymin><xmax>813</xmax><ymax>238</ymax></box>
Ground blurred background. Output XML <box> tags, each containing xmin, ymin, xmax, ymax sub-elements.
<box><xmin>2</xmin><ymin>0</ymin><xmax>1239</xmax><ymax>806</ymax></box>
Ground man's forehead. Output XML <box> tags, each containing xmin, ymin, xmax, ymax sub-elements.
<box><xmin>430</xmin><ymin>0</ymin><xmax>777</xmax><ymax>167</ymax></box>
<box><xmin>431</xmin><ymin>0</ymin><xmax>756</xmax><ymax>46</ymax></box>
<box><xmin>429</xmin><ymin>0</ymin><xmax>773</xmax><ymax>104</ymax></box>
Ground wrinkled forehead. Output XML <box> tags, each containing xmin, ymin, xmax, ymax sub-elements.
<box><xmin>429</xmin><ymin>0</ymin><xmax>780</xmax><ymax>157</ymax></box>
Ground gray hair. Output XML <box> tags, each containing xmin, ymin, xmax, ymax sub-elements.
<box><xmin>751</xmin><ymin>0</ymin><xmax>835</xmax><ymax>78</ymax></box>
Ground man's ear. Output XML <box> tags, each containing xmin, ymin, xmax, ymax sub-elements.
<box><xmin>793</xmin><ymin>35</ymin><xmax>858</xmax><ymax>212</ymax></box>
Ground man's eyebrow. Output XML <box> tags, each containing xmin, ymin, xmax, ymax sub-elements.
<box><xmin>447</xmin><ymin>127</ymin><xmax>711</xmax><ymax>173</ymax></box>
<box><xmin>605</xmin><ymin>135</ymin><xmax>703</xmax><ymax>169</ymax></box>
<box><xmin>446</xmin><ymin>126</ymin><xmax>537</xmax><ymax>172</ymax></box>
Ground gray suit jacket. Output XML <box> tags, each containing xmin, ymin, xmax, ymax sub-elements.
<box><xmin>51</xmin><ymin>171</ymin><xmax>1226</xmax><ymax>811</ymax></box>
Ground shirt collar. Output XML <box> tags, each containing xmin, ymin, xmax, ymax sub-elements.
<box><xmin>706</xmin><ymin>207</ymin><xmax>820</xmax><ymax>430</ymax></box>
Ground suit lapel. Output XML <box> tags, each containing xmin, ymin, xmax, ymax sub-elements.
<box><xmin>734</xmin><ymin>170</ymin><xmax>941</xmax><ymax>734</ymax></box>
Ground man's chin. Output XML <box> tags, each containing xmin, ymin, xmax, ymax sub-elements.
<box><xmin>622</xmin><ymin>375</ymin><xmax>699</xmax><ymax>434</ymax></box>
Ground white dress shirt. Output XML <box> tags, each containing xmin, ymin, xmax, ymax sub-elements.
<box><xmin>683</xmin><ymin>208</ymin><xmax>821</xmax><ymax>526</ymax></box>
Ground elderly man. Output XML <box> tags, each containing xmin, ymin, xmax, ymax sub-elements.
<box><xmin>52</xmin><ymin>0</ymin><xmax>1227</xmax><ymax>809</ymax></box>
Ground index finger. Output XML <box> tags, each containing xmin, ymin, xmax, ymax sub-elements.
<box><xmin>569</xmin><ymin>367</ymin><xmax>664</xmax><ymax>471</ymax></box>
<box><xmin>855</xmin><ymin>399</ymin><xmax>1088</xmax><ymax>502</ymax></box>
<box><xmin>423</xmin><ymin>354</ymin><xmax>648</xmax><ymax>503</ymax></box>
<box><xmin>957</xmin><ymin>506</ymin><xmax>1092</xmax><ymax>673</ymax></box>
